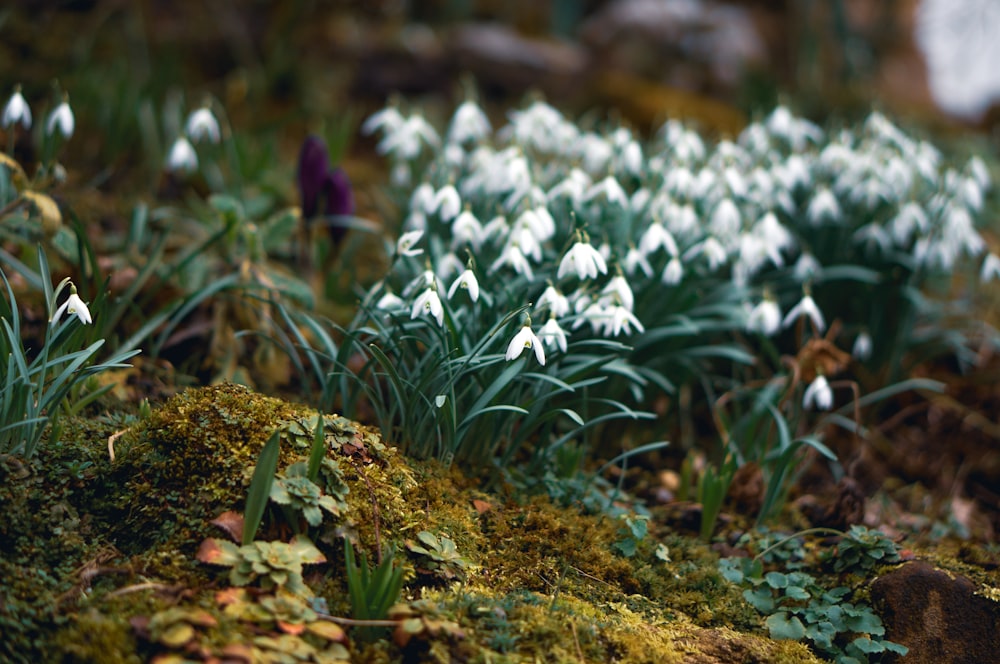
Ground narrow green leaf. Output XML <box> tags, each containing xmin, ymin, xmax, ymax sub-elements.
<box><xmin>243</xmin><ymin>429</ymin><xmax>281</xmax><ymax>545</ymax></box>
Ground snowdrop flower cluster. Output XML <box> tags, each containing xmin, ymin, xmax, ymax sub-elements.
<box><xmin>165</xmin><ymin>104</ymin><xmax>222</xmax><ymax>173</ymax></box>
<box><xmin>363</xmin><ymin>97</ymin><xmax>993</xmax><ymax>374</ymax></box>
<box><xmin>3</xmin><ymin>86</ymin><xmax>76</xmax><ymax>140</ymax></box>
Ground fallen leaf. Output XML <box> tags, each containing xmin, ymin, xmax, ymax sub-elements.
<box><xmin>211</xmin><ymin>511</ymin><xmax>245</xmax><ymax>543</ymax></box>
<box><xmin>472</xmin><ymin>499</ymin><xmax>492</xmax><ymax>514</ymax></box>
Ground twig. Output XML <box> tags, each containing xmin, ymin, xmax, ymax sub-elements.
<box><xmin>105</xmin><ymin>582</ymin><xmax>179</xmax><ymax>599</ymax></box>
<box><xmin>317</xmin><ymin>614</ymin><xmax>398</xmax><ymax>627</ymax></box>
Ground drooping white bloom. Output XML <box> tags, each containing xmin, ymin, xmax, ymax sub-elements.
<box><xmin>746</xmin><ymin>298</ymin><xmax>781</xmax><ymax>336</ymax></box>
<box><xmin>684</xmin><ymin>237</ymin><xmax>728</xmax><ymax>271</ymax></box>
<box><xmin>375</xmin><ymin>290</ymin><xmax>406</xmax><ymax>311</ymax></box>
<box><xmin>489</xmin><ymin>242</ymin><xmax>534</xmax><ymax>280</ymax></box>
<box><xmin>396</xmin><ymin>229</ymin><xmax>424</xmax><ymax>257</ymax></box>
<box><xmin>803</xmin><ymin>374</ymin><xmax>833</xmax><ymax>410</ymax></box>
<box><xmin>451</xmin><ymin>209</ymin><xmax>484</xmax><ymax>249</ymax></box>
<box><xmin>447</xmin><ymin>268</ymin><xmax>480</xmax><ymax>302</ymax></box>
<box><xmin>45</xmin><ymin>100</ymin><xmax>74</xmax><ymax>139</ymax></box>
<box><xmin>185</xmin><ymin>106</ymin><xmax>221</xmax><ymax>143</ymax></box>
<box><xmin>708</xmin><ymin>198</ymin><xmax>741</xmax><ymax>240</ymax></box>
<box><xmin>852</xmin><ymin>331</ymin><xmax>873</xmax><ymax>361</ymax></box>
<box><xmin>447</xmin><ymin>99</ymin><xmax>491</xmax><ymax>144</ymax></box>
<box><xmin>605</xmin><ymin>304</ymin><xmax>645</xmax><ymax>337</ymax></box>
<box><xmin>433</xmin><ymin>184</ymin><xmax>462</xmax><ymax>221</ymax></box>
<box><xmin>536</xmin><ymin>284</ymin><xmax>570</xmax><ymax>318</ymax></box>
<box><xmin>662</xmin><ymin>256</ymin><xmax>684</xmax><ymax>285</ymax></box>
<box><xmin>2</xmin><ymin>87</ymin><xmax>31</xmax><ymax>129</ymax></box>
<box><xmin>52</xmin><ymin>287</ymin><xmax>92</xmax><ymax>325</ymax></box>
<box><xmin>782</xmin><ymin>293</ymin><xmax>826</xmax><ymax>332</ymax></box>
<box><xmin>980</xmin><ymin>252</ymin><xmax>1000</xmax><ymax>282</ymax></box>
<box><xmin>638</xmin><ymin>222</ymin><xmax>679</xmax><ymax>258</ymax></box>
<box><xmin>623</xmin><ymin>245</ymin><xmax>654</xmax><ymax>278</ymax></box>
<box><xmin>377</xmin><ymin>113</ymin><xmax>440</xmax><ymax>160</ymax></box>
<box><xmin>505</xmin><ymin>323</ymin><xmax>546</xmax><ymax>365</ymax></box>
<box><xmin>165</xmin><ymin>137</ymin><xmax>198</xmax><ymax>172</ymax></box>
<box><xmin>600</xmin><ymin>274</ymin><xmax>634</xmax><ymax>311</ymax></box>
<box><xmin>793</xmin><ymin>253</ymin><xmax>822</xmax><ymax>282</ymax></box>
<box><xmin>361</xmin><ymin>106</ymin><xmax>405</xmax><ymax>136</ymax></box>
<box><xmin>557</xmin><ymin>240</ymin><xmax>608</xmax><ymax>280</ymax></box>
<box><xmin>538</xmin><ymin>316</ymin><xmax>568</xmax><ymax>353</ymax></box>
<box><xmin>435</xmin><ymin>252</ymin><xmax>464</xmax><ymax>279</ymax></box>
<box><xmin>806</xmin><ymin>188</ymin><xmax>841</xmax><ymax>225</ymax></box>
<box><xmin>584</xmin><ymin>174</ymin><xmax>628</xmax><ymax>208</ymax></box>
<box><xmin>411</xmin><ymin>288</ymin><xmax>444</xmax><ymax>327</ymax></box>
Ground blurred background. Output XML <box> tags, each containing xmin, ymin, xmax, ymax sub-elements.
<box><xmin>2</xmin><ymin>0</ymin><xmax>998</xmax><ymax>185</ymax></box>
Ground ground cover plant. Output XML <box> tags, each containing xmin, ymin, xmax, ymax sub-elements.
<box><xmin>2</xmin><ymin>71</ymin><xmax>1000</xmax><ymax>664</ymax></box>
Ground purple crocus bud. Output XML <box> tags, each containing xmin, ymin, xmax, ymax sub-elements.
<box><xmin>298</xmin><ymin>135</ymin><xmax>330</xmax><ymax>220</ymax></box>
<box><xmin>323</xmin><ymin>167</ymin><xmax>354</xmax><ymax>247</ymax></box>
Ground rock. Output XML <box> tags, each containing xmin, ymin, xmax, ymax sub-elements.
<box><xmin>870</xmin><ymin>561</ymin><xmax>1000</xmax><ymax>663</ymax></box>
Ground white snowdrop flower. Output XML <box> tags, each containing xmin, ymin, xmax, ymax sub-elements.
<box><xmin>538</xmin><ymin>316</ymin><xmax>568</xmax><ymax>353</ymax></box>
<box><xmin>585</xmin><ymin>174</ymin><xmax>628</xmax><ymax>208</ymax></box>
<box><xmin>518</xmin><ymin>206</ymin><xmax>556</xmax><ymax>242</ymax></box>
<box><xmin>754</xmin><ymin>212</ymin><xmax>794</xmax><ymax>262</ymax></box>
<box><xmin>447</xmin><ymin>99</ymin><xmax>491</xmax><ymax>144</ymax></box>
<box><xmin>623</xmin><ymin>245</ymin><xmax>653</xmax><ymax>278</ymax></box>
<box><xmin>411</xmin><ymin>288</ymin><xmax>445</xmax><ymax>327</ymax></box>
<box><xmin>783</xmin><ymin>292</ymin><xmax>825</xmax><ymax>332</ymax></box>
<box><xmin>766</xmin><ymin>105</ymin><xmax>822</xmax><ymax>150</ymax></box>
<box><xmin>378</xmin><ymin>113</ymin><xmax>440</xmax><ymax>160</ymax></box>
<box><xmin>665</xmin><ymin>167</ymin><xmax>696</xmax><ymax>198</ymax></box>
<box><xmin>46</xmin><ymin>99</ymin><xmax>74</xmax><ymax>139</ymax></box>
<box><xmin>489</xmin><ymin>242</ymin><xmax>534</xmax><ymax>280</ymax></box>
<box><xmin>620</xmin><ymin>140</ymin><xmax>643</xmax><ymax>176</ymax></box>
<box><xmin>451</xmin><ymin>209</ymin><xmax>484</xmax><ymax>249</ymax></box>
<box><xmin>605</xmin><ymin>304</ymin><xmax>645</xmax><ymax>337</ymax></box>
<box><xmin>852</xmin><ymin>331</ymin><xmax>873</xmax><ymax>361</ymax></box>
<box><xmin>961</xmin><ymin>176</ymin><xmax>984</xmax><ymax>212</ymax></box>
<box><xmin>362</xmin><ymin>105</ymin><xmax>405</xmax><ymax>136</ymax></box>
<box><xmin>967</xmin><ymin>155</ymin><xmax>990</xmax><ymax>190</ymax></box>
<box><xmin>506</xmin><ymin>323</ymin><xmax>545</xmax><ymax>365</ymax></box>
<box><xmin>505</xmin><ymin>100</ymin><xmax>570</xmax><ymax>153</ymax></box>
<box><xmin>638</xmin><ymin>222</ymin><xmax>679</xmax><ymax>258</ymax></box>
<box><xmin>980</xmin><ymin>253</ymin><xmax>1000</xmax><ymax>282</ymax></box>
<box><xmin>578</xmin><ymin>133</ymin><xmax>613</xmax><ymax>173</ymax></box>
<box><xmin>557</xmin><ymin>239</ymin><xmax>608</xmax><ymax>280</ymax></box>
<box><xmin>443</xmin><ymin>143</ymin><xmax>466</xmax><ymax>168</ymax></box>
<box><xmin>630</xmin><ymin>187</ymin><xmax>651</xmax><ymax>214</ymax></box>
<box><xmin>52</xmin><ymin>285</ymin><xmax>92</xmax><ymax>325</ymax></box>
<box><xmin>508</xmin><ymin>223</ymin><xmax>543</xmax><ymax>262</ymax></box>
<box><xmin>722</xmin><ymin>166</ymin><xmax>748</xmax><ymax>199</ymax></box>
<box><xmin>572</xmin><ymin>299</ymin><xmax>610</xmax><ymax>333</ymax></box>
<box><xmin>693</xmin><ymin>168</ymin><xmax>717</xmax><ymax>199</ymax></box>
<box><xmin>793</xmin><ymin>253</ymin><xmax>822</xmax><ymax>282</ymax></box>
<box><xmin>396</xmin><ymin>229</ymin><xmax>424</xmax><ymax>257</ymax></box>
<box><xmin>684</xmin><ymin>237</ymin><xmax>728</xmax><ymax>271</ymax></box>
<box><xmin>410</xmin><ymin>182</ymin><xmax>437</xmax><ymax>214</ymax></box>
<box><xmin>375</xmin><ymin>290</ymin><xmax>406</xmax><ymax>311</ymax></box>
<box><xmin>184</xmin><ymin>106</ymin><xmax>220</xmax><ymax>143</ymax></box>
<box><xmin>483</xmin><ymin>213</ymin><xmax>510</xmax><ymax>241</ymax></box>
<box><xmin>447</xmin><ymin>268</ymin><xmax>480</xmax><ymax>302</ymax></box>
<box><xmin>433</xmin><ymin>184</ymin><xmax>462</xmax><ymax>221</ymax></box>
<box><xmin>601</xmin><ymin>274</ymin><xmax>634</xmax><ymax>311</ymax></box>
<box><xmin>2</xmin><ymin>86</ymin><xmax>31</xmax><ymax>129</ymax></box>
<box><xmin>853</xmin><ymin>223</ymin><xmax>893</xmax><ymax>253</ymax></box>
<box><xmin>536</xmin><ymin>284</ymin><xmax>571</xmax><ymax>318</ymax></box>
<box><xmin>547</xmin><ymin>168</ymin><xmax>592</xmax><ymax>206</ymax></box>
<box><xmin>662</xmin><ymin>256</ymin><xmax>684</xmax><ymax>285</ymax></box>
<box><xmin>404</xmin><ymin>269</ymin><xmax>443</xmax><ymax>297</ymax></box>
<box><xmin>709</xmin><ymin>198</ymin><xmax>741</xmax><ymax>241</ymax></box>
<box><xmin>734</xmin><ymin>232</ymin><xmax>771</xmax><ymax>283</ymax></box>
<box><xmin>746</xmin><ymin>297</ymin><xmax>781</xmax><ymax>336</ymax></box>
<box><xmin>803</xmin><ymin>374</ymin><xmax>833</xmax><ymax>411</ymax></box>
<box><xmin>806</xmin><ymin>188</ymin><xmax>841</xmax><ymax>225</ymax></box>
<box><xmin>670</xmin><ymin>203</ymin><xmax>700</xmax><ymax>239</ymax></box>
<box><xmin>776</xmin><ymin>155</ymin><xmax>811</xmax><ymax>191</ymax></box>
<box><xmin>739</xmin><ymin>121</ymin><xmax>771</xmax><ymax>155</ymax></box>
<box><xmin>889</xmin><ymin>202</ymin><xmax>929</xmax><ymax>245</ymax></box>
<box><xmin>435</xmin><ymin>252</ymin><xmax>465</xmax><ymax>279</ymax></box>
<box><xmin>390</xmin><ymin>162</ymin><xmax>411</xmax><ymax>187</ymax></box>
<box><xmin>165</xmin><ymin>136</ymin><xmax>198</xmax><ymax>172</ymax></box>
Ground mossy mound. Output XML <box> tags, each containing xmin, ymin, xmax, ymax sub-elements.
<box><xmin>1</xmin><ymin>385</ymin><xmax>826</xmax><ymax>662</ymax></box>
